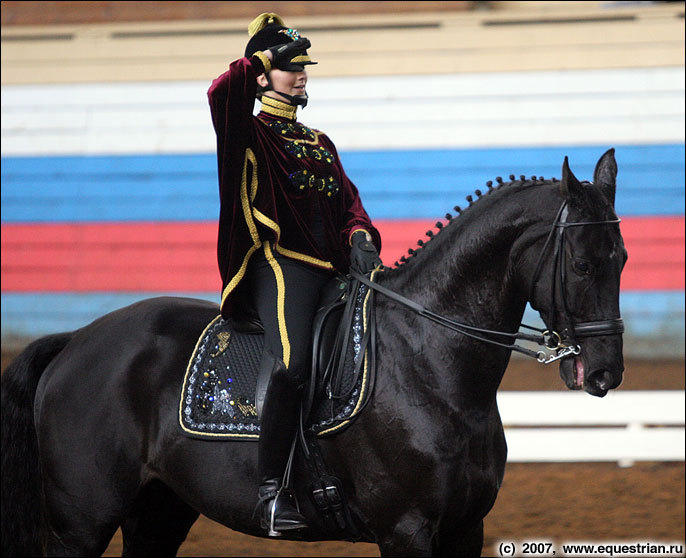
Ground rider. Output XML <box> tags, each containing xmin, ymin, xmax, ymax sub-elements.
<box><xmin>207</xmin><ymin>13</ymin><xmax>382</xmax><ymax>536</ymax></box>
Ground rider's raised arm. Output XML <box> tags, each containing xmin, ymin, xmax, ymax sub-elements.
<box><xmin>207</xmin><ymin>55</ymin><xmax>269</xmax><ymax>197</ymax></box>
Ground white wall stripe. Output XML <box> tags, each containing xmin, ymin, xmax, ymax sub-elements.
<box><xmin>2</xmin><ymin>67</ymin><xmax>683</xmax><ymax>156</ymax></box>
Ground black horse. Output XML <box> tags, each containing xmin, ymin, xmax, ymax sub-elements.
<box><xmin>1</xmin><ymin>150</ymin><xmax>626</xmax><ymax>557</ymax></box>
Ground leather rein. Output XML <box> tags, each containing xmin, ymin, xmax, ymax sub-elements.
<box><xmin>351</xmin><ymin>201</ymin><xmax>624</xmax><ymax>365</ymax></box>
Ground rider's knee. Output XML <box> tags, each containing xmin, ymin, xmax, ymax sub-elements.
<box><xmin>284</xmin><ymin>349</ymin><xmax>309</xmax><ymax>387</ymax></box>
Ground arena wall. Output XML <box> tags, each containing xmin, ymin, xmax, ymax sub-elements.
<box><xmin>0</xmin><ymin>1</ymin><xmax>474</xmax><ymax>26</ymax></box>
<box><xmin>2</xmin><ymin>1</ymin><xmax>684</xmax><ymax>357</ymax></box>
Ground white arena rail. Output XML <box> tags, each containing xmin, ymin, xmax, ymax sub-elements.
<box><xmin>497</xmin><ymin>391</ymin><xmax>685</xmax><ymax>467</ymax></box>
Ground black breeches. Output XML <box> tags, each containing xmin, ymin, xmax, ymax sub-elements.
<box><xmin>247</xmin><ymin>241</ymin><xmax>333</xmax><ymax>386</ymax></box>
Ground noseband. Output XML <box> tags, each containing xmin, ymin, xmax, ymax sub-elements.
<box><xmin>351</xmin><ymin>201</ymin><xmax>623</xmax><ymax>365</ymax></box>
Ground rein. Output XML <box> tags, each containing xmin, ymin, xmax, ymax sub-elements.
<box><xmin>351</xmin><ymin>201</ymin><xmax>624</xmax><ymax>365</ymax></box>
<box><xmin>351</xmin><ymin>270</ymin><xmax>551</xmax><ymax>362</ymax></box>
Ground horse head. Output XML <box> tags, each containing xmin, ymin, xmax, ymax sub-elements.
<box><xmin>529</xmin><ymin>149</ymin><xmax>627</xmax><ymax>397</ymax></box>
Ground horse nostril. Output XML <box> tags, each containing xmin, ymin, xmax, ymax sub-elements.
<box><xmin>594</xmin><ymin>370</ymin><xmax>614</xmax><ymax>391</ymax></box>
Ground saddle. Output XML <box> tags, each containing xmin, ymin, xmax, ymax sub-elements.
<box><xmin>178</xmin><ymin>273</ymin><xmax>378</xmax><ymax>538</ymax></box>
<box><xmin>179</xmin><ymin>273</ymin><xmax>377</xmax><ymax>441</ymax></box>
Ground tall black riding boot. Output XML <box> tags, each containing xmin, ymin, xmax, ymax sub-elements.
<box><xmin>256</xmin><ymin>359</ymin><xmax>307</xmax><ymax>536</ymax></box>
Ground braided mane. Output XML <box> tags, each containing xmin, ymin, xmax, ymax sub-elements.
<box><xmin>387</xmin><ymin>174</ymin><xmax>559</xmax><ymax>270</ymax></box>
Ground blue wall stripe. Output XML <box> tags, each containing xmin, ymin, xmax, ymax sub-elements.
<box><xmin>2</xmin><ymin>144</ymin><xmax>683</xmax><ymax>223</ymax></box>
<box><xmin>0</xmin><ymin>292</ymin><xmax>220</xmax><ymax>337</ymax></box>
<box><xmin>2</xmin><ymin>291</ymin><xmax>683</xmax><ymax>358</ymax></box>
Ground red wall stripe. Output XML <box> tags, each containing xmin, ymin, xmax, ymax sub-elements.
<box><xmin>1</xmin><ymin>222</ymin><xmax>220</xmax><ymax>292</ymax></box>
<box><xmin>2</xmin><ymin>217</ymin><xmax>683</xmax><ymax>292</ymax></box>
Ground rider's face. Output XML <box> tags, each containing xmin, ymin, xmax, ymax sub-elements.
<box><xmin>258</xmin><ymin>68</ymin><xmax>308</xmax><ymax>102</ymax></box>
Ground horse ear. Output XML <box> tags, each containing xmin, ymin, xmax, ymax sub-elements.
<box><xmin>559</xmin><ymin>156</ymin><xmax>583</xmax><ymax>201</ymax></box>
<box><xmin>593</xmin><ymin>148</ymin><xmax>617</xmax><ymax>207</ymax></box>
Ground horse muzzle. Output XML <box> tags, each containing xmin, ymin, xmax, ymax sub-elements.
<box><xmin>559</xmin><ymin>357</ymin><xmax>621</xmax><ymax>397</ymax></box>
<box><xmin>554</xmin><ymin>317</ymin><xmax>624</xmax><ymax>396</ymax></box>
<box><xmin>585</xmin><ymin>367</ymin><xmax>621</xmax><ymax>397</ymax></box>
<box><xmin>558</xmin><ymin>342</ymin><xmax>624</xmax><ymax>397</ymax></box>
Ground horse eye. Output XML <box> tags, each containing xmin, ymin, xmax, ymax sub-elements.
<box><xmin>574</xmin><ymin>260</ymin><xmax>591</xmax><ymax>275</ymax></box>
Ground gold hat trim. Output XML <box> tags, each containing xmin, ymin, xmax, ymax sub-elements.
<box><xmin>248</xmin><ymin>13</ymin><xmax>285</xmax><ymax>37</ymax></box>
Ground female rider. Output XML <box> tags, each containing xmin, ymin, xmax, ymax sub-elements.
<box><xmin>207</xmin><ymin>13</ymin><xmax>382</xmax><ymax>536</ymax></box>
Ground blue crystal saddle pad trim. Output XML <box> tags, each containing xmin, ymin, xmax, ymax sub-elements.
<box><xmin>178</xmin><ymin>282</ymin><xmax>373</xmax><ymax>441</ymax></box>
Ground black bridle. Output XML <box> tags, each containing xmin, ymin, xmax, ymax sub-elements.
<box><xmin>351</xmin><ymin>201</ymin><xmax>624</xmax><ymax>364</ymax></box>
<box><xmin>529</xmin><ymin>202</ymin><xmax>624</xmax><ymax>349</ymax></box>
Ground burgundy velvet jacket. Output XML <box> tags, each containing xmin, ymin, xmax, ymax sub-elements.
<box><xmin>208</xmin><ymin>54</ymin><xmax>381</xmax><ymax>317</ymax></box>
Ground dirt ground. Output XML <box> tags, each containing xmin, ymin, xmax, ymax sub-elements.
<box><xmin>2</xmin><ymin>352</ymin><xmax>683</xmax><ymax>557</ymax></box>
<box><xmin>101</xmin><ymin>462</ymin><xmax>684</xmax><ymax>557</ymax></box>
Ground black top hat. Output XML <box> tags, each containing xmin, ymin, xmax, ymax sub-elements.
<box><xmin>244</xmin><ymin>13</ymin><xmax>317</xmax><ymax>71</ymax></box>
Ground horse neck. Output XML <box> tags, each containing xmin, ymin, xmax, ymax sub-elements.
<box><xmin>377</xmin><ymin>181</ymin><xmax>558</xmax><ymax>405</ymax></box>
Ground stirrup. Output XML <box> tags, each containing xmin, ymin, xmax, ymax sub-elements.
<box><xmin>257</xmin><ymin>479</ymin><xmax>308</xmax><ymax>537</ymax></box>
<box><xmin>264</xmin><ymin>493</ymin><xmax>308</xmax><ymax>537</ymax></box>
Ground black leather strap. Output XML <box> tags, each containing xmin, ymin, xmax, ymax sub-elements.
<box><xmin>566</xmin><ymin>318</ymin><xmax>624</xmax><ymax>338</ymax></box>
<box><xmin>351</xmin><ymin>270</ymin><xmax>544</xmax><ymax>359</ymax></box>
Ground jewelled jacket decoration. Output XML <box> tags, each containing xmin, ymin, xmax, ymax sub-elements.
<box><xmin>207</xmin><ymin>54</ymin><xmax>381</xmax><ymax>318</ymax></box>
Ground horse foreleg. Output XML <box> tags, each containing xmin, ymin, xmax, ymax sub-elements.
<box><xmin>121</xmin><ymin>479</ymin><xmax>199</xmax><ymax>557</ymax></box>
<box><xmin>377</xmin><ymin>515</ymin><xmax>484</xmax><ymax>557</ymax></box>
<box><xmin>377</xmin><ymin>513</ymin><xmax>434</xmax><ymax>557</ymax></box>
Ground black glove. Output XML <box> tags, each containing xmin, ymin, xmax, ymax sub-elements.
<box><xmin>269</xmin><ymin>37</ymin><xmax>311</xmax><ymax>71</ymax></box>
<box><xmin>350</xmin><ymin>230</ymin><xmax>382</xmax><ymax>274</ymax></box>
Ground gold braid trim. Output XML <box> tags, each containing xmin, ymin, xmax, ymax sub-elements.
<box><xmin>290</xmin><ymin>54</ymin><xmax>312</xmax><ymax>64</ymax></box>
<box><xmin>275</xmin><ymin>245</ymin><xmax>334</xmax><ymax>269</ymax></box>
<box><xmin>254</xmin><ymin>51</ymin><xmax>272</xmax><ymax>73</ymax></box>
<box><xmin>260</xmin><ymin>96</ymin><xmax>297</xmax><ymax>120</ymax></box>
<box><xmin>220</xmin><ymin>148</ymin><xmax>262</xmax><ymax>311</ymax></box>
<box><xmin>263</xmin><ymin>241</ymin><xmax>291</xmax><ymax>368</ymax></box>
<box><xmin>349</xmin><ymin>228</ymin><xmax>372</xmax><ymax>246</ymax></box>
<box><xmin>252</xmin><ymin>208</ymin><xmax>335</xmax><ymax>270</ymax></box>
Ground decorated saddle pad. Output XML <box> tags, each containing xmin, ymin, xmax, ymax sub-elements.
<box><xmin>179</xmin><ymin>283</ymin><xmax>373</xmax><ymax>440</ymax></box>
